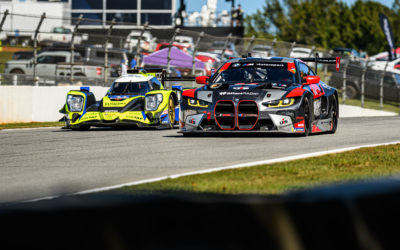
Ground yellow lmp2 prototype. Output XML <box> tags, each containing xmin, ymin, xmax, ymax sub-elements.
<box><xmin>59</xmin><ymin>70</ymin><xmax>181</xmax><ymax>130</ymax></box>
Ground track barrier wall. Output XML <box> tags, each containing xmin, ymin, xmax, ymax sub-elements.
<box><xmin>0</xmin><ymin>86</ymin><xmax>108</xmax><ymax>123</ymax></box>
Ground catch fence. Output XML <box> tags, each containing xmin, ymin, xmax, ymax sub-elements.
<box><xmin>0</xmin><ymin>11</ymin><xmax>399</xmax><ymax>113</ymax></box>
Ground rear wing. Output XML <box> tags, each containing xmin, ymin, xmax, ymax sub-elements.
<box><xmin>127</xmin><ymin>68</ymin><xmax>195</xmax><ymax>86</ymax></box>
<box><xmin>297</xmin><ymin>53</ymin><xmax>341</xmax><ymax>73</ymax></box>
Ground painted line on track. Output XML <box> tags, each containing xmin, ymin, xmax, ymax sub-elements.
<box><xmin>1</xmin><ymin>127</ymin><xmax>61</xmax><ymax>132</ymax></box>
<box><xmin>25</xmin><ymin>141</ymin><xmax>400</xmax><ymax>203</ymax></box>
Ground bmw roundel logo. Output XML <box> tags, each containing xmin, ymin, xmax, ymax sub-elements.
<box><xmin>234</xmin><ymin>97</ymin><xmax>240</xmax><ymax>103</ymax></box>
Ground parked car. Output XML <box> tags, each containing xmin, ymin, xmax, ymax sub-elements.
<box><xmin>370</xmin><ymin>57</ymin><xmax>400</xmax><ymax>71</ymax></box>
<box><xmin>329</xmin><ymin>66</ymin><xmax>400</xmax><ymax>101</ymax></box>
<box><xmin>208</xmin><ymin>40</ymin><xmax>237</xmax><ymax>57</ymax></box>
<box><xmin>35</xmin><ymin>27</ymin><xmax>88</xmax><ymax>46</ymax></box>
<box><xmin>4</xmin><ymin>51</ymin><xmax>109</xmax><ymax>80</ymax></box>
<box><xmin>12</xmin><ymin>51</ymin><xmax>34</xmax><ymax>60</ymax></box>
<box><xmin>251</xmin><ymin>45</ymin><xmax>275</xmax><ymax>58</ymax></box>
<box><xmin>332</xmin><ymin>47</ymin><xmax>361</xmax><ymax>59</ymax></box>
<box><xmin>125</xmin><ymin>30</ymin><xmax>157</xmax><ymax>52</ymax></box>
<box><xmin>175</xmin><ymin>35</ymin><xmax>194</xmax><ymax>49</ymax></box>
<box><xmin>290</xmin><ymin>47</ymin><xmax>313</xmax><ymax>58</ymax></box>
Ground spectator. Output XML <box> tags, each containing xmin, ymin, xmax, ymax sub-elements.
<box><xmin>231</xmin><ymin>5</ymin><xmax>237</xmax><ymax>27</ymax></box>
<box><xmin>359</xmin><ymin>49</ymin><xmax>368</xmax><ymax>59</ymax></box>
<box><xmin>121</xmin><ymin>59</ymin><xmax>128</xmax><ymax>76</ymax></box>
<box><xmin>236</xmin><ymin>4</ymin><xmax>244</xmax><ymax>27</ymax></box>
<box><xmin>130</xmin><ymin>57</ymin><xmax>137</xmax><ymax>69</ymax></box>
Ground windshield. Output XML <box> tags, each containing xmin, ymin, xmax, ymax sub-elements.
<box><xmin>53</xmin><ymin>27</ymin><xmax>71</xmax><ymax>34</ymax></box>
<box><xmin>212</xmin><ymin>64</ymin><xmax>298</xmax><ymax>85</ymax></box>
<box><xmin>130</xmin><ymin>35</ymin><xmax>148</xmax><ymax>41</ymax></box>
<box><xmin>109</xmin><ymin>81</ymin><xmax>151</xmax><ymax>95</ymax></box>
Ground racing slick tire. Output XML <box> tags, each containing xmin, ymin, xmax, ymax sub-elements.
<box><xmin>72</xmin><ymin>125</ymin><xmax>90</xmax><ymax>131</ymax></box>
<box><xmin>167</xmin><ymin>95</ymin><xmax>175</xmax><ymax>129</ymax></box>
<box><xmin>302</xmin><ymin>97</ymin><xmax>312</xmax><ymax>137</ymax></box>
<box><xmin>329</xmin><ymin>95</ymin><xmax>339</xmax><ymax>134</ymax></box>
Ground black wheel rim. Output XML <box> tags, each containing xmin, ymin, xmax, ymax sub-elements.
<box><xmin>304</xmin><ymin>102</ymin><xmax>310</xmax><ymax>133</ymax></box>
<box><xmin>169</xmin><ymin>98</ymin><xmax>175</xmax><ymax>124</ymax></box>
<box><xmin>332</xmin><ymin>100</ymin><xmax>338</xmax><ymax>130</ymax></box>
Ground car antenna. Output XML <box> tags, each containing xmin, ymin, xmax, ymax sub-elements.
<box><xmin>315</xmin><ymin>53</ymin><xmax>319</xmax><ymax>74</ymax></box>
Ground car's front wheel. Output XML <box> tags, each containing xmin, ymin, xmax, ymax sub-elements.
<box><xmin>329</xmin><ymin>95</ymin><xmax>339</xmax><ymax>134</ymax></box>
<box><xmin>303</xmin><ymin>97</ymin><xmax>312</xmax><ymax>136</ymax></box>
<box><xmin>167</xmin><ymin>95</ymin><xmax>175</xmax><ymax>129</ymax></box>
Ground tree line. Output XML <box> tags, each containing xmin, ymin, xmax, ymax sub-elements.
<box><xmin>245</xmin><ymin>0</ymin><xmax>400</xmax><ymax>55</ymax></box>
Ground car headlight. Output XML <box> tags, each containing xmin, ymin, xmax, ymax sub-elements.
<box><xmin>146</xmin><ymin>94</ymin><xmax>163</xmax><ymax>111</ymax></box>
<box><xmin>187</xmin><ymin>98</ymin><xmax>209</xmax><ymax>108</ymax></box>
<box><xmin>67</xmin><ymin>95</ymin><xmax>84</xmax><ymax>112</ymax></box>
<box><xmin>265</xmin><ymin>98</ymin><xmax>295</xmax><ymax>108</ymax></box>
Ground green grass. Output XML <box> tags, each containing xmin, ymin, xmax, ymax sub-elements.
<box><xmin>339</xmin><ymin>96</ymin><xmax>400</xmax><ymax>114</ymax></box>
<box><xmin>0</xmin><ymin>122</ymin><xmax>63</xmax><ymax>130</ymax></box>
<box><xmin>117</xmin><ymin>144</ymin><xmax>400</xmax><ymax>195</ymax></box>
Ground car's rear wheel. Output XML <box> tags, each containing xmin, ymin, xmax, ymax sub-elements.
<box><xmin>167</xmin><ymin>95</ymin><xmax>175</xmax><ymax>129</ymax></box>
<box><xmin>303</xmin><ymin>97</ymin><xmax>311</xmax><ymax>136</ymax></box>
<box><xmin>329</xmin><ymin>95</ymin><xmax>338</xmax><ymax>134</ymax></box>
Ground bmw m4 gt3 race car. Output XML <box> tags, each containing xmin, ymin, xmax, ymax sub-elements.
<box><xmin>179</xmin><ymin>55</ymin><xmax>340</xmax><ymax>136</ymax></box>
<box><xmin>60</xmin><ymin>69</ymin><xmax>181</xmax><ymax>130</ymax></box>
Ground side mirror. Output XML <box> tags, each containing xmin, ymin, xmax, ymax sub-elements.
<box><xmin>195</xmin><ymin>76</ymin><xmax>209</xmax><ymax>85</ymax></box>
<box><xmin>303</xmin><ymin>76</ymin><xmax>320</xmax><ymax>85</ymax></box>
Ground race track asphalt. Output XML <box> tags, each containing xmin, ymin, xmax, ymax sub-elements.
<box><xmin>1</xmin><ymin>116</ymin><xmax>400</xmax><ymax>203</ymax></box>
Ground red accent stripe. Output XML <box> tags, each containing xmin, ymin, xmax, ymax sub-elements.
<box><xmin>287</xmin><ymin>62</ymin><xmax>296</xmax><ymax>73</ymax></box>
<box><xmin>219</xmin><ymin>62</ymin><xmax>231</xmax><ymax>72</ymax></box>
<box><xmin>182</xmin><ymin>88</ymin><xmax>196</xmax><ymax>98</ymax></box>
<box><xmin>286</xmin><ymin>87</ymin><xmax>306</xmax><ymax>98</ymax></box>
<box><xmin>312</xmin><ymin>124</ymin><xmax>322</xmax><ymax>133</ymax></box>
<box><xmin>336</xmin><ymin>57</ymin><xmax>341</xmax><ymax>72</ymax></box>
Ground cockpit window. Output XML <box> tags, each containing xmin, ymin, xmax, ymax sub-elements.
<box><xmin>109</xmin><ymin>81</ymin><xmax>151</xmax><ymax>95</ymax></box>
<box><xmin>212</xmin><ymin>63</ymin><xmax>298</xmax><ymax>85</ymax></box>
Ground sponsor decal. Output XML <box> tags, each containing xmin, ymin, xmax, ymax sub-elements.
<box><xmin>229</xmin><ymin>62</ymin><xmax>286</xmax><ymax>68</ymax></box>
<box><xmin>233</xmin><ymin>86</ymin><xmax>249</xmax><ymax>90</ymax></box>
<box><xmin>287</xmin><ymin>62</ymin><xmax>296</xmax><ymax>74</ymax></box>
<box><xmin>218</xmin><ymin>92</ymin><xmax>259</xmax><ymax>96</ymax></box>
<box><xmin>162</xmin><ymin>110</ymin><xmax>168</xmax><ymax>115</ymax></box>
<box><xmin>104</xmin><ymin>110</ymin><xmax>118</xmax><ymax>112</ymax></box>
<box><xmin>125</xmin><ymin>115</ymin><xmax>143</xmax><ymax>120</ymax></box>
<box><xmin>255</xmin><ymin>63</ymin><xmax>285</xmax><ymax>68</ymax></box>
<box><xmin>294</xmin><ymin>120</ymin><xmax>305</xmax><ymax>132</ymax></box>
<box><xmin>242</xmin><ymin>63</ymin><xmax>254</xmax><ymax>67</ymax></box>
<box><xmin>270</xmin><ymin>114</ymin><xmax>294</xmax><ymax>132</ymax></box>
